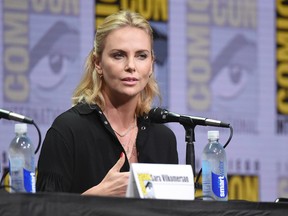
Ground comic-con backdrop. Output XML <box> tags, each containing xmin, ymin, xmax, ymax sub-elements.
<box><xmin>0</xmin><ymin>0</ymin><xmax>287</xmax><ymax>202</ymax></box>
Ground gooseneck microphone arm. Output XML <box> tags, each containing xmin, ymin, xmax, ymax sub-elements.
<box><xmin>148</xmin><ymin>107</ymin><xmax>230</xmax><ymax>128</ymax></box>
<box><xmin>0</xmin><ymin>109</ymin><xmax>34</xmax><ymax>124</ymax></box>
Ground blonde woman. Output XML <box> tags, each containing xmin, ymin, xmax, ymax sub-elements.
<box><xmin>36</xmin><ymin>10</ymin><xmax>178</xmax><ymax>196</ymax></box>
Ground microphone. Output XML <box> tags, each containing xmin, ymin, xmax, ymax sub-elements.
<box><xmin>0</xmin><ymin>108</ymin><xmax>34</xmax><ymax>124</ymax></box>
<box><xmin>148</xmin><ymin>107</ymin><xmax>230</xmax><ymax>128</ymax></box>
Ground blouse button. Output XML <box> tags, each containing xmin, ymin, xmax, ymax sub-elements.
<box><xmin>99</xmin><ymin>111</ymin><xmax>103</xmax><ymax>114</ymax></box>
<box><xmin>144</xmin><ymin>116</ymin><xmax>148</xmax><ymax>119</ymax></box>
<box><xmin>104</xmin><ymin>121</ymin><xmax>108</xmax><ymax>125</ymax></box>
<box><xmin>141</xmin><ymin>126</ymin><xmax>146</xmax><ymax>130</ymax></box>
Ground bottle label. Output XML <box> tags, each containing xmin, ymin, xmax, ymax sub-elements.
<box><xmin>211</xmin><ymin>172</ymin><xmax>228</xmax><ymax>198</ymax></box>
<box><xmin>23</xmin><ymin>168</ymin><xmax>36</xmax><ymax>193</ymax></box>
<box><xmin>9</xmin><ymin>157</ymin><xmax>24</xmax><ymax>192</ymax></box>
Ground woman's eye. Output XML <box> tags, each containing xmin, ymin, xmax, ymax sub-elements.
<box><xmin>112</xmin><ymin>52</ymin><xmax>124</xmax><ymax>59</ymax></box>
<box><xmin>137</xmin><ymin>53</ymin><xmax>148</xmax><ymax>60</ymax></box>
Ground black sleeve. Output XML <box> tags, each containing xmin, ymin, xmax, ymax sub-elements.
<box><xmin>161</xmin><ymin>124</ymin><xmax>178</xmax><ymax>164</ymax></box>
<box><xmin>138</xmin><ymin>123</ymin><xmax>179</xmax><ymax>164</ymax></box>
<box><xmin>36</xmin><ymin>125</ymin><xmax>74</xmax><ymax>192</ymax></box>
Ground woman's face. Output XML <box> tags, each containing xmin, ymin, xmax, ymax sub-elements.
<box><xmin>96</xmin><ymin>26</ymin><xmax>153</xmax><ymax>100</ymax></box>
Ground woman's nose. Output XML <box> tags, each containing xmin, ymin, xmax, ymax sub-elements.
<box><xmin>124</xmin><ymin>58</ymin><xmax>136</xmax><ymax>72</ymax></box>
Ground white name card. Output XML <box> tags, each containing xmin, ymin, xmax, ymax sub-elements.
<box><xmin>126</xmin><ymin>163</ymin><xmax>195</xmax><ymax>200</ymax></box>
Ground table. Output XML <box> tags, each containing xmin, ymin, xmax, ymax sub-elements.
<box><xmin>0</xmin><ymin>191</ymin><xmax>287</xmax><ymax>216</ymax></box>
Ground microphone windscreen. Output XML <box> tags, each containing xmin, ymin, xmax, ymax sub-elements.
<box><xmin>148</xmin><ymin>107</ymin><xmax>169</xmax><ymax>123</ymax></box>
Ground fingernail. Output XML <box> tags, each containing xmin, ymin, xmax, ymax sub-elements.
<box><xmin>120</xmin><ymin>152</ymin><xmax>124</xmax><ymax>158</ymax></box>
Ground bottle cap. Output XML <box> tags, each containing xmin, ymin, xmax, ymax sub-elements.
<box><xmin>15</xmin><ymin>123</ymin><xmax>27</xmax><ymax>134</ymax></box>
<box><xmin>208</xmin><ymin>130</ymin><xmax>219</xmax><ymax>139</ymax></box>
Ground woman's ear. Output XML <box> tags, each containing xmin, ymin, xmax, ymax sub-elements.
<box><xmin>95</xmin><ymin>57</ymin><xmax>102</xmax><ymax>75</ymax></box>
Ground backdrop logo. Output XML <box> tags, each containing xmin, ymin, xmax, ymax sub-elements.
<box><xmin>276</xmin><ymin>0</ymin><xmax>288</xmax><ymax>135</ymax></box>
<box><xmin>2</xmin><ymin>0</ymin><xmax>80</xmax><ymax>124</ymax></box>
<box><xmin>3</xmin><ymin>1</ymin><xmax>30</xmax><ymax>103</ymax></box>
<box><xmin>186</xmin><ymin>0</ymin><xmax>258</xmax><ymax>134</ymax></box>
<box><xmin>276</xmin><ymin>161</ymin><xmax>288</xmax><ymax>199</ymax></box>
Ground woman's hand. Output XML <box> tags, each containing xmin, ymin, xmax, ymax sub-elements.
<box><xmin>82</xmin><ymin>153</ymin><xmax>129</xmax><ymax>197</ymax></box>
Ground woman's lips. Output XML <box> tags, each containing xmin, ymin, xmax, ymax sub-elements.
<box><xmin>121</xmin><ymin>77</ymin><xmax>138</xmax><ymax>85</ymax></box>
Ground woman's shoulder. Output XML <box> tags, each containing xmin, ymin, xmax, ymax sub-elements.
<box><xmin>52</xmin><ymin>103</ymin><xmax>98</xmax><ymax>127</ymax></box>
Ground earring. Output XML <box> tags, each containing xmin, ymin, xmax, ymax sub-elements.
<box><xmin>96</xmin><ymin>67</ymin><xmax>103</xmax><ymax>78</ymax></box>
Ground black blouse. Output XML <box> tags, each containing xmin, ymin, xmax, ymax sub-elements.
<box><xmin>36</xmin><ymin>103</ymin><xmax>178</xmax><ymax>193</ymax></box>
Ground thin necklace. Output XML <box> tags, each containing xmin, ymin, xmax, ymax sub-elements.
<box><xmin>118</xmin><ymin>126</ymin><xmax>138</xmax><ymax>163</ymax></box>
<box><xmin>113</xmin><ymin>120</ymin><xmax>137</xmax><ymax>137</ymax></box>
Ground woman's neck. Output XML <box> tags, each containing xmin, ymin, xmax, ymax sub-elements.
<box><xmin>103</xmin><ymin>93</ymin><xmax>138</xmax><ymax>131</ymax></box>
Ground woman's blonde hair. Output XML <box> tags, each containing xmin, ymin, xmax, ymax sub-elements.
<box><xmin>72</xmin><ymin>10</ymin><xmax>161</xmax><ymax>116</ymax></box>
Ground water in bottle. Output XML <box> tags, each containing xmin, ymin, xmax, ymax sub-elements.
<box><xmin>202</xmin><ymin>130</ymin><xmax>228</xmax><ymax>201</ymax></box>
<box><xmin>8</xmin><ymin>123</ymin><xmax>35</xmax><ymax>193</ymax></box>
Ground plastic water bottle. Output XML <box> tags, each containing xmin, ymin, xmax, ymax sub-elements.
<box><xmin>202</xmin><ymin>130</ymin><xmax>228</xmax><ymax>201</ymax></box>
<box><xmin>8</xmin><ymin>123</ymin><xmax>35</xmax><ymax>193</ymax></box>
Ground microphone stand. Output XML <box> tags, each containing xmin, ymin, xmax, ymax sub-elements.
<box><xmin>178</xmin><ymin>116</ymin><xmax>196</xmax><ymax>178</ymax></box>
